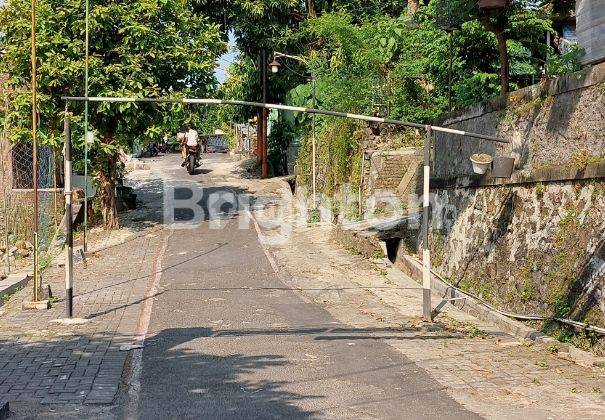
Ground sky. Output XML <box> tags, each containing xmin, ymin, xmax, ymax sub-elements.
<box><xmin>215</xmin><ymin>32</ymin><xmax>238</xmax><ymax>84</ymax></box>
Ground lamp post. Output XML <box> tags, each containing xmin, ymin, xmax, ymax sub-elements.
<box><xmin>270</xmin><ymin>52</ymin><xmax>317</xmax><ymax>209</ymax></box>
<box><xmin>261</xmin><ymin>50</ymin><xmax>268</xmax><ymax>178</ymax></box>
<box><xmin>436</xmin><ymin>0</ymin><xmax>462</xmax><ymax>112</ymax></box>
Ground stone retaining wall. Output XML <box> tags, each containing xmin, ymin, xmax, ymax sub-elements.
<box><xmin>429</xmin><ymin>62</ymin><xmax>605</xmax><ymax>338</ymax></box>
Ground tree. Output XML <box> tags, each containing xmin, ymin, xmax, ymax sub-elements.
<box><xmin>1</xmin><ymin>0</ymin><xmax>226</xmax><ymax>228</ymax></box>
<box><xmin>441</xmin><ymin>0</ymin><xmax>554</xmax><ymax>94</ymax></box>
<box><xmin>476</xmin><ymin>2</ymin><xmax>511</xmax><ymax>93</ymax></box>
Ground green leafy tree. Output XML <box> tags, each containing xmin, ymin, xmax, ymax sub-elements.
<box><xmin>1</xmin><ymin>0</ymin><xmax>226</xmax><ymax>228</ymax></box>
<box><xmin>434</xmin><ymin>0</ymin><xmax>555</xmax><ymax>94</ymax></box>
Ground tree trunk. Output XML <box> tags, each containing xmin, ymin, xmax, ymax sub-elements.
<box><xmin>98</xmin><ymin>133</ymin><xmax>119</xmax><ymax>230</ymax></box>
<box><xmin>407</xmin><ymin>0</ymin><xmax>420</xmax><ymax>16</ymax></box>
<box><xmin>496</xmin><ymin>30</ymin><xmax>510</xmax><ymax>94</ymax></box>
<box><xmin>306</xmin><ymin>0</ymin><xmax>316</xmax><ymax>17</ymax></box>
<box><xmin>479</xmin><ymin>13</ymin><xmax>510</xmax><ymax>95</ymax></box>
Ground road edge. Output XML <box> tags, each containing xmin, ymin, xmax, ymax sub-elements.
<box><xmin>120</xmin><ymin>227</ymin><xmax>173</xmax><ymax>419</ymax></box>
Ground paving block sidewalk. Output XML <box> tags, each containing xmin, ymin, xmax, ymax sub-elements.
<box><xmin>0</xmin><ymin>225</ymin><xmax>165</xmax><ymax>405</ymax></box>
<box><xmin>261</xmin><ymin>220</ymin><xmax>605</xmax><ymax>419</ymax></box>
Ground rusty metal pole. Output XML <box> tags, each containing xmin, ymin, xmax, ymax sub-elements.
<box><xmin>256</xmin><ymin>55</ymin><xmax>263</xmax><ymax>165</ymax></box>
<box><xmin>257</xmin><ymin>110</ymin><xmax>263</xmax><ymax>164</ymax></box>
<box><xmin>0</xmin><ymin>106</ymin><xmax>10</xmax><ymax>274</ymax></box>
<box><xmin>31</xmin><ymin>0</ymin><xmax>40</xmax><ymax>301</ymax></box>
<box><xmin>261</xmin><ymin>50</ymin><xmax>269</xmax><ymax>178</ymax></box>
<box><xmin>83</xmin><ymin>0</ymin><xmax>90</xmax><ymax>253</ymax></box>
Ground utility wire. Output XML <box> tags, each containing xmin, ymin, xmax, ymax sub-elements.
<box><xmin>413</xmin><ymin>256</ymin><xmax>605</xmax><ymax>336</ymax></box>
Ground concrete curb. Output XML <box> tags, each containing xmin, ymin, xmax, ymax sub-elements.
<box><xmin>333</xmin><ymin>224</ymin><xmax>605</xmax><ymax>368</ymax></box>
<box><xmin>396</xmin><ymin>255</ymin><xmax>545</xmax><ymax>340</ymax></box>
<box><xmin>0</xmin><ymin>271</ymin><xmax>31</xmax><ymax>307</ymax></box>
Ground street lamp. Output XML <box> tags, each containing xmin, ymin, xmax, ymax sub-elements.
<box><xmin>270</xmin><ymin>52</ymin><xmax>318</xmax><ymax>210</ymax></box>
<box><xmin>269</xmin><ymin>59</ymin><xmax>281</xmax><ymax>74</ymax></box>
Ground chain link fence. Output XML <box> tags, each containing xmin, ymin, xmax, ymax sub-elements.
<box><xmin>1</xmin><ymin>131</ymin><xmax>63</xmax><ymax>277</ymax></box>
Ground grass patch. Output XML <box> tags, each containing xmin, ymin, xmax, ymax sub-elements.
<box><xmin>307</xmin><ymin>209</ymin><xmax>321</xmax><ymax>224</ymax></box>
<box><xmin>535</xmin><ymin>358</ymin><xmax>549</xmax><ymax>368</ymax></box>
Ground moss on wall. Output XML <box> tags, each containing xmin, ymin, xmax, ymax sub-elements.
<box><xmin>430</xmin><ymin>180</ymin><xmax>605</xmax><ymax>352</ymax></box>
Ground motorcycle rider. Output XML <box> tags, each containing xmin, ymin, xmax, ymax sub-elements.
<box><xmin>178</xmin><ymin>129</ymin><xmax>187</xmax><ymax>165</ymax></box>
<box><xmin>181</xmin><ymin>124</ymin><xmax>200</xmax><ymax>167</ymax></box>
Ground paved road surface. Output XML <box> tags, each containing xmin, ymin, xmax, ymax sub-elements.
<box><xmin>132</xmin><ymin>154</ymin><xmax>477</xmax><ymax>419</ymax></box>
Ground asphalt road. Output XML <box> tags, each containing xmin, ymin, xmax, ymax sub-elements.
<box><xmin>133</xmin><ymin>154</ymin><xmax>478</xmax><ymax>419</ymax></box>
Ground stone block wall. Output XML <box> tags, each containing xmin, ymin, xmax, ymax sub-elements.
<box><xmin>431</xmin><ymin>181</ymin><xmax>605</xmax><ymax>327</ymax></box>
<box><xmin>363</xmin><ymin>149</ymin><xmax>422</xmax><ymax>203</ymax></box>
<box><xmin>428</xmin><ymin>62</ymin><xmax>605</xmax><ymax>344</ymax></box>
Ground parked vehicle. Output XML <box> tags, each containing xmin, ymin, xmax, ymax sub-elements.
<box><xmin>158</xmin><ymin>140</ymin><xmax>169</xmax><ymax>154</ymax></box>
<box><xmin>140</xmin><ymin>142</ymin><xmax>159</xmax><ymax>158</ymax></box>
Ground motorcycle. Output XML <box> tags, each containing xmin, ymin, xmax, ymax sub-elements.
<box><xmin>140</xmin><ymin>142</ymin><xmax>159</xmax><ymax>158</ymax></box>
<box><xmin>185</xmin><ymin>144</ymin><xmax>200</xmax><ymax>175</ymax></box>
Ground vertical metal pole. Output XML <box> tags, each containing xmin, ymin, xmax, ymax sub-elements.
<box><xmin>31</xmin><ymin>0</ymin><xmax>40</xmax><ymax>302</ymax></box>
<box><xmin>257</xmin><ymin>112</ymin><xmax>262</xmax><ymax>163</ymax></box>
<box><xmin>64</xmin><ymin>112</ymin><xmax>73</xmax><ymax>318</ymax></box>
<box><xmin>247</xmin><ymin>125</ymin><xmax>250</xmax><ymax>153</ymax></box>
<box><xmin>0</xmin><ymin>114</ymin><xmax>10</xmax><ymax>274</ymax></box>
<box><xmin>256</xmin><ymin>54</ymin><xmax>263</xmax><ymax>166</ymax></box>
<box><xmin>448</xmin><ymin>31</ymin><xmax>453</xmax><ymax>112</ymax></box>
<box><xmin>422</xmin><ymin>126</ymin><xmax>432</xmax><ymax>322</ymax></box>
<box><xmin>83</xmin><ymin>0</ymin><xmax>90</xmax><ymax>253</ymax></box>
<box><xmin>52</xmin><ymin>148</ymin><xmax>58</xmax><ymax>228</ymax></box>
<box><xmin>311</xmin><ymin>75</ymin><xmax>317</xmax><ymax>209</ymax></box>
<box><xmin>261</xmin><ymin>50</ymin><xmax>268</xmax><ymax>178</ymax></box>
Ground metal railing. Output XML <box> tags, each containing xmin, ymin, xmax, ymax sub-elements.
<box><xmin>61</xmin><ymin>95</ymin><xmax>507</xmax><ymax>320</ymax></box>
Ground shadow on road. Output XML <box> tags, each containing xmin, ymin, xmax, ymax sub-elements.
<box><xmin>194</xmin><ymin>325</ymin><xmax>463</xmax><ymax>341</ymax></box>
<box><xmin>140</xmin><ymin>327</ymin><xmax>322</xmax><ymax>418</ymax></box>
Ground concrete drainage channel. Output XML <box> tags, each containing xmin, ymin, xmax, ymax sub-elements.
<box><xmin>334</xmin><ymin>223</ymin><xmax>605</xmax><ymax>368</ymax></box>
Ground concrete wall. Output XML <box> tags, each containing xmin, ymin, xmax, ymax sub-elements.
<box><xmin>434</xmin><ymin>61</ymin><xmax>605</xmax><ymax>182</ymax></box>
<box><xmin>429</xmin><ymin>62</ymin><xmax>605</xmax><ymax>334</ymax></box>
<box><xmin>359</xmin><ymin>125</ymin><xmax>423</xmax><ymax>213</ymax></box>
